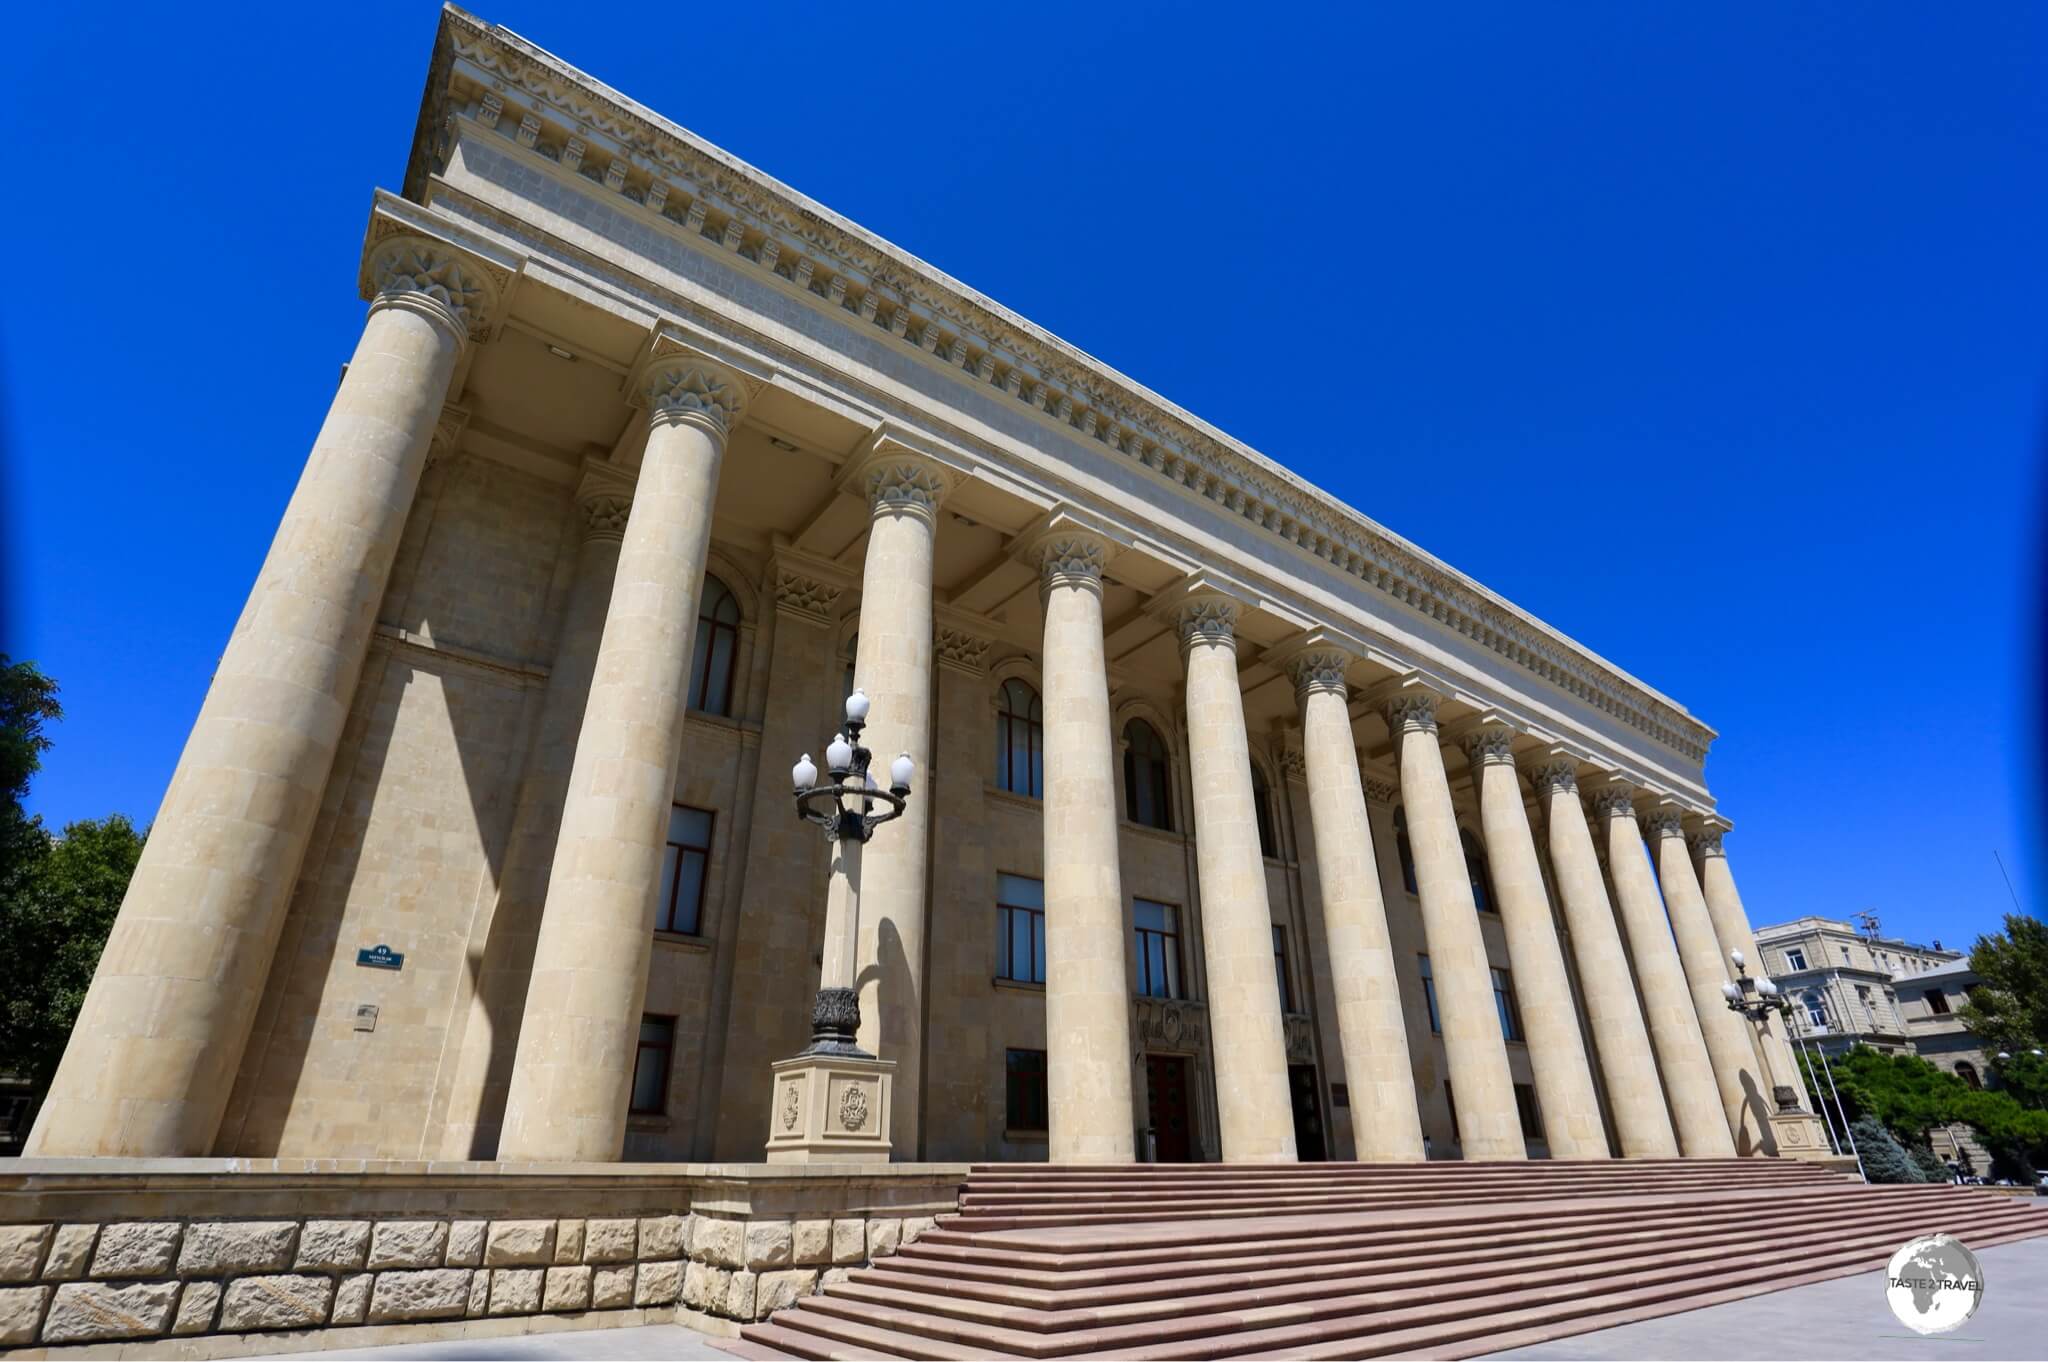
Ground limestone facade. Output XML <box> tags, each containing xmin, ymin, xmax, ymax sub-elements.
<box><xmin>30</xmin><ymin>7</ymin><xmax>1828</xmax><ymax>1169</ymax></box>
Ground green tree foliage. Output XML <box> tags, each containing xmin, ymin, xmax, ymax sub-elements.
<box><xmin>1988</xmin><ymin>1046</ymin><xmax>2048</xmax><ymax>1111</ymax></box>
<box><xmin>1958</xmin><ymin>913</ymin><xmax>2048</xmax><ymax>1055</ymax></box>
<box><xmin>1906</xmin><ymin>1142</ymin><xmax>1949</xmax><ymax>1183</ymax></box>
<box><xmin>1851</xmin><ymin>1114</ymin><xmax>1926</xmax><ymax>1184</ymax></box>
<box><xmin>0</xmin><ymin>657</ymin><xmax>61</xmax><ymax>806</ymax></box>
<box><xmin>1804</xmin><ymin>1044</ymin><xmax>2048</xmax><ymax>1179</ymax></box>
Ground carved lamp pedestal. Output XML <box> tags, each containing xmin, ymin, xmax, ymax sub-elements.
<box><xmin>1767</xmin><ymin>1106</ymin><xmax>1839</xmax><ymax>1162</ymax></box>
<box><xmin>765</xmin><ymin>1050</ymin><xmax>896</xmax><ymax>1163</ymax></box>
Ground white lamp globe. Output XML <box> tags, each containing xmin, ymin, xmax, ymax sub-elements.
<box><xmin>1721</xmin><ymin>981</ymin><xmax>1742</xmax><ymax>1003</ymax></box>
<box><xmin>891</xmin><ymin>752</ymin><xmax>915</xmax><ymax>789</ymax></box>
<box><xmin>792</xmin><ymin>753</ymin><xmax>818</xmax><ymax>794</ymax></box>
<box><xmin>1729</xmin><ymin>948</ymin><xmax>1746</xmax><ymax>971</ymax></box>
<box><xmin>1757</xmin><ymin>977</ymin><xmax>1780</xmax><ymax>997</ymax></box>
<box><xmin>845</xmin><ymin>688</ymin><xmax>871</xmax><ymax>723</ymax></box>
<box><xmin>825</xmin><ymin>734</ymin><xmax>854</xmax><ymax>775</ymax></box>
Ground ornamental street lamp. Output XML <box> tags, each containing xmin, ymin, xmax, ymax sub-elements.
<box><xmin>788</xmin><ymin>688</ymin><xmax>913</xmax><ymax>1056</ymax></box>
<box><xmin>1721</xmin><ymin>948</ymin><xmax>1788</xmax><ymax>1024</ymax></box>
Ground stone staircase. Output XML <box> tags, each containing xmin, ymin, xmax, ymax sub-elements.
<box><xmin>727</xmin><ymin>1158</ymin><xmax>2048</xmax><ymax>1359</ymax></box>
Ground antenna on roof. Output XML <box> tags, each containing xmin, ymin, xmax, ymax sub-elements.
<box><xmin>1853</xmin><ymin>910</ymin><xmax>1881</xmax><ymax>941</ymax></box>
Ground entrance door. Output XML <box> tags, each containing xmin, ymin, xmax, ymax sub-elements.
<box><xmin>1288</xmin><ymin>1063</ymin><xmax>1327</xmax><ymax>1161</ymax></box>
<box><xmin>1145</xmin><ymin>1054</ymin><xmax>1193</xmax><ymax>1162</ymax></box>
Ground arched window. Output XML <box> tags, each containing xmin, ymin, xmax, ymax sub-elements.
<box><xmin>689</xmin><ymin>576</ymin><xmax>741</xmax><ymax>716</ymax></box>
<box><xmin>1393</xmin><ymin>807</ymin><xmax>1418</xmax><ymax>895</ymax></box>
<box><xmin>1251</xmin><ymin>763</ymin><xmax>1278</xmax><ymax>859</ymax></box>
<box><xmin>1955</xmin><ymin>1061</ymin><xmax>1981</xmax><ymax>1090</ymax></box>
<box><xmin>1462</xmin><ymin>828</ymin><xmax>1497</xmax><ymax>914</ymax></box>
<box><xmin>995</xmin><ymin>678</ymin><xmax>1043</xmax><ymax>797</ymax></box>
<box><xmin>1123</xmin><ymin>719</ymin><xmax>1172</xmax><ymax>831</ymax></box>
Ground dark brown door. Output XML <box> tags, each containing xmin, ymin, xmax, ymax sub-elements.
<box><xmin>1289</xmin><ymin>1063</ymin><xmax>1328</xmax><ymax>1161</ymax></box>
<box><xmin>1145</xmin><ymin>1054</ymin><xmax>1193</xmax><ymax>1162</ymax></box>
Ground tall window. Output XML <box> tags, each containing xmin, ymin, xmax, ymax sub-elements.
<box><xmin>1123</xmin><ymin>720</ymin><xmax>1173</xmax><ymax>830</ymax></box>
<box><xmin>1955</xmin><ymin>1061</ymin><xmax>1981</xmax><ymax>1090</ymax></box>
<box><xmin>1514</xmin><ymin>1082</ymin><xmax>1544</xmax><ymax>1140</ymax></box>
<box><xmin>1802</xmin><ymin>991</ymin><xmax>1828</xmax><ymax>1028</ymax></box>
<box><xmin>1463</xmin><ymin>829</ymin><xmax>1496</xmax><ymax>914</ymax></box>
<box><xmin>1005</xmin><ymin>1048</ymin><xmax>1048</xmax><ymax>1130</ymax></box>
<box><xmin>1493</xmin><ymin>966</ymin><xmax>1524</xmax><ymax>1043</ymax></box>
<box><xmin>1134</xmin><ymin>899</ymin><xmax>1183</xmax><ymax>999</ymax></box>
<box><xmin>1393</xmin><ymin>807</ymin><xmax>1418</xmax><ymax>894</ymax></box>
<box><xmin>1420</xmin><ymin>954</ymin><xmax>1441</xmax><ymax>1034</ymax></box>
<box><xmin>995</xmin><ymin>679</ymin><xmax>1044</xmax><ymax>797</ymax></box>
<box><xmin>1273</xmin><ymin>925</ymin><xmax>1295</xmax><ymax>1012</ymax></box>
<box><xmin>690</xmin><ymin>576</ymin><xmax>741</xmax><ymax>716</ymax></box>
<box><xmin>1926</xmin><ymin>989</ymin><xmax>1951</xmax><ymax>1016</ymax></box>
<box><xmin>630</xmin><ymin>1015</ymin><xmax>675</xmax><ymax>1114</ymax></box>
<box><xmin>1785</xmin><ymin>947</ymin><xmax>1808</xmax><ymax>971</ymax></box>
<box><xmin>996</xmin><ymin>873</ymin><xmax>1046</xmax><ymax>984</ymax></box>
<box><xmin>658</xmin><ymin>805</ymin><xmax>714</xmax><ymax>935</ymax></box>
<box><xmin>1251</xmin><ymin>763</ymin><xmax>1278</xmax><ymax>859</ymax></box>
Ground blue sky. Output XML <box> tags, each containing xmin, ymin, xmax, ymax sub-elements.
<box><xmin>3</xmin><ymin>3</ymin><xmax>2041</xmax><ymax>954</ymax></box>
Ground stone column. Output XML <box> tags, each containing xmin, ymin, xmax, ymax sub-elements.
<box><xmin>1690</xmin><ymin>819</ymin><xmax>1810</xmax><ymax>1124</ymax></box>
<box><xmin>1522</xmin><ymin>757</ymin><xmax>1678</xmax><ymax>1157</ymax></box>
<box><xmin>1590</xmin><ymin>779</ymin><xmax>1735</xmax><ymax>1157</ymax></box>
<box><xmin>1289</xmin><ymin>647</ymin><xmax>1424</xmax><ymax>1161</ymax></box>
<box><xmin>27</xmin><ymin>234</ymin><xmax>497</xmax><ymax>1157</ymax></box>
<box><xmin>1643</xmin><ymin>804</ymin><xmax>1773</xmax><ymax>1154</ymax></box>
<box><xmin>843</xmin><ymin>449</ymin><xmax>951</xmax><ymax>1158</ymax></box>
<box><xmin>1177</xmin><ymin>595</ymin><xmax>1297</xmax><ymax>1163</ymax></box>
<box><xmin>497</xmin><ymin>352</ymin><xmax>749</xmax><ymax>1162</ymax></box>
<box><xmin>1381</xmin><ymin>686</ymin><xmax>1522</xmax><ymax>1159</ymax></box>
<box><xmin>1461</xmin><ymin>724</ymin><xmax>1607</xmax><ymax>1158</ymax></box>
<box><xmin>1035</xmin><ymin>531</ymin><xmax>1137</xmax><ymax>1163</ymax></box>
<box><xmin>436</xmin><ymin>464</ymin><xmax>632</xmax><ymax>1157</ymax></box>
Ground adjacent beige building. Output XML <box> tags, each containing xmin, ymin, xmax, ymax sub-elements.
<box><xmin>1756</xmin><ymin>915</ymin><xmax>1963</xmax><ymax>1057</ymax></box>
<box><xmin>28</xmin><ymin>6</ymin><xmax>1831</xmax><ymax>1168</ymax></box>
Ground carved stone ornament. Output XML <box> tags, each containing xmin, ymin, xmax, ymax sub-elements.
<box><xmin>935</xmin><ymin>626</ymin><xmax>992</xmax><ymax>673</ymax></box>
<box><xmin>1278</xmin><ymin>746</ymin><xmax>1308</xmax><ymax>783</ymax></box>
<box><xmin>779</xmin><ymin>1082</ymin><xmax>801</xmax><ymax>1131</ymax></box>
<box><xmin>1461</xmin><ymin>725</ymin><xmax>1517</xmax><ymax>768</ymax></box>
<box><xmin>1035</xmin><ymin>535</ymin><xmax>1107</xmax><ymax>594</ymax></box>
<box><xmin>1689</xmin><ymin>828</ymin><xmax>1728</xmax><ymax>858</ymax></box>
<box><xmin>773</xmin><ymin>569</ymin><xmax>843</xmax><ymax>624</ymax></box>
<box><xmin>1523</xmin><ymin>757</ymin><xmax>1579</xmax><ymax>798</ymax></box>
<box><xmin>838</xmin><ymin>1084</ymin><xmax>871</xmax><ymax>1132</ymax></box>
<box><xmin>1288</xmin><ymin>647</ymin><xmax>1351</xmax><ymax>699</ymax></box>
<box><xmin>1380</xmin><ymin>691</ymin><xmax>1440</xmax><ymax>735</ymax></box>
<box><xmin>1639</xmin><ymin>807</ymin><xmax>1687</xmax><ymax>840</ymax></box>
<box><xmin>579</xmin><ymin>492</ymin><xmax>631</xmax><ymax>542</ymax></box>
<box><xmin>1176</xmin><ymin>597</ymin><xmax>1239</xmax><ymax>654</ymax></box>
<box><xmin>1135</xmin><ymin>996</ymin><xmax>1205</xmax><ymax>1050</ymax></box>
<box><xmin>1283</xmin><ymin>1014</ymin><xmax>1315</xmax><ymax>1063</ymax></box>
<box><xmin>640</xmin><ymin>358</ymin><xmax>750</xmax><ymax>437</ymax></box>
<box><xmin>1588</xmin><ymin>783</ymin><xmax>1638</xmax><ymax>819</ymax></box>
<box><xmin>864</xmin><ymin>459</ymin><xmax>950</xmax><ymax>517</ymax></box>
<box><xmin>368</xmin><ymin>235</ymin><xmax>496</xmax><ymax>340</ymax></box>
<box><xmin>1363</xmin><ymin>775</ymin><xmax>1400</xmax><ymax>805</ymax></box>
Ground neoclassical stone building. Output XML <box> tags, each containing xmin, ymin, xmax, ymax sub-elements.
<box><xmin>28</xmin><ymin>6</ymin><xmax>1829</xmax><ymax>1170</ymax></box>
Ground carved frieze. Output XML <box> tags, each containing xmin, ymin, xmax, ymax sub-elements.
<box><xmin>1134</xmin><ymin>997</ymin><xmax>1205</xmax><ymax>1051</ymax></box>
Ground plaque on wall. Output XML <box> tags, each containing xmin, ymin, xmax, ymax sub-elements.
<box><xmin>356</xmin><ymin>944</ymin><xmax>404</xmax><ymax>970</ymax></box>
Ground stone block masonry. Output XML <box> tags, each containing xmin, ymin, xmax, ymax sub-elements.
<box><xmin>0</xmin><ymin>1161</ymin><xmax>962</xmax><ymax>1354</ymax></box>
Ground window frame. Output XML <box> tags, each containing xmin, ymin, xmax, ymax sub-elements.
<box><xmin>1005</xmin><ymin>1047</ymin><xmax>1049</xmax><ymax>1132</ymax></box>
<box><xmin>689</xmin><ymin>575</ymin><xmax>742</xmax><ymax>717</ymax></box>
<box><xmin>1273</xmin><ymin>924</ymin><xmax>1295</xmax><ymax>1012</ymax></box>
<box><xmin>1122</xmin><ymin>720</ymin><xmax>1174</xmax><ymax>832</ymax></box>
<box><xmin>995</xmin><ymin>872</ymin><xmax>1047</xmax><ymax>985</ymax></box>
<box><xmin>657</xmin><ymin>804</ymin><xmax>715</xmax><ymax>936</ymax></box>
<box><xmin>1925</xmin><ymin>989</ymin><xmax>1951</xmax><ymax>1016</ymax></box>
<box><xmin>1134</xmin><ymin>898</ymin><xmax>1184</xmax><ymax>1000</ymax></box>
<box><xmin>1462</xmin><ymin>827</ymin><xmax>1497</xmax><ymax>915</ymax></box>
<box><xmin>995</xmin><ymin>678</ymin><xmax>1045</xmax><ymax>798</ymax></box>
<box><xmin>629</xmin><ymin>1014</ymin><xmax>677</xmax><ymax>1116</ymax></box>
<box><xmin>1785</xmin><ymin>947</ymin><xmax>1808</xmax><ymax>971</ymax></box>
<box><xmin>1514</xmin><ymin>1081</ymin><xmax>1544</xmax><ymax>1140</ymax></box>
<box><xmin>1492</xmin><ymin>966</ymin><xmax>1525</xmax><ymax>1044</ymax></box>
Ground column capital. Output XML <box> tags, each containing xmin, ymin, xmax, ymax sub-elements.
<box><xmin>1459</xmin><ymin>721</ymin><xmax>1519</xmax><ymax>768</ymax></box>
<box><xmin>1379</xmin><ymin>689</ymin><xmax>1441</xmax><ymax>736</ymax></box>
<box><xmin>574</xmin><ymin>460</ymin><xmax>635</xmax><ymax>544</ymax></box>
<box><xmin>1585</xmin><ymin>777</ymin><xmax>1639</xmax><ymax>819</ymax></box>
<box><xmin>1638</xmin><ymin>804</ymin><xmax>1689</xmax><ymax>841</ymax></box>
<box><xmin>1286</xmin><ymin>646</ymin><xmax>1353</xmax><ymax>699</ymax></box>
<box><xmin>1031</xmin><ymin>533</ymin><xmax>1112</xmax><ymax>597</ymax></box>
<box><xmin>1277</xmin><ymin>743</ymin><xmax>1309</xmax><ymax>784</ymax></box>
<box><xmin>1520</xmin><ymin>754</ymin><xmax>1580</xmax><ymax>797</ymax></box>
<box><xmin>363</xmin><ymin>231</ymin><xmax>504</xmax><ymax>343</ymax></box>
<box><xmin>844</xmin><ymin>433</ymin><xmax>960</xmax><ymax>526</ymax></box>
<box><xmin>1175</xmin><ymin>593</ymin><xmax>1240</xmax><ymax>656</ymax></box>
<box><xmin>1686</xmin><ymin>813</ymin><xmax>1734</xmax><ymax>858</ymax></box>
<box><xmin>632</xmin><ymin>351</ymin><xmax>753</xmax><ymax>441</ymax></box>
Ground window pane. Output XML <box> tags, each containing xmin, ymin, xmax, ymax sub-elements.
<box><xmin>670</xmin><ymin>806</ymin><xmax>712</xmax><ymax>847</ymax></box>
<box><xmin>1162</xmin><ymin>939</ymin><xmax>1181</xmax><ymax>1000</ymax></box>
<box><xmin>1032</xmin><ymin>918</ymin><xmax>1046</xmax><ymax>984</ymax></box>
<box><xmin>998</xmin><ymin>873</ymin><xmax>1044</xmax><ymax>909</ymax></box>
<box><xmin>630</xmin><ymin>1017</ymin><xmax>673</xmax><ymax>1114</ymax></box>
<box><xmin>702</xmin><ymin>627</ymin><xmax>735</xmax><ymax>715</ymax></box>
<box><xmin>1134</xmin><ymin>899</ymin><xmax>1166</xmax><ymax>932</ymax></box>
<box><xmin>657</xmin><ymin>844</ymin><xmax>679</xmax><ymax>928</ymax></box>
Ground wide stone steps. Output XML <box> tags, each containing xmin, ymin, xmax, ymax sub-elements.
<box><xmin>736</xmin><ymin>1160</ymin><xmax>2048</xmax><ymax>1360</ymax></box>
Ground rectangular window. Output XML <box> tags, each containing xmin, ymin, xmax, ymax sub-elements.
<box><xmin>1005</xmin><ymin>1048</ymin><xmax>1048</xmax><ymax>1131</ymax></box>
<box><xmin>1420</xmin><ymin>954</ymin><xmax>1441</xmax><ymax>1034</ymax></box>
<box><xmin>996</xmin><ymin>873</ymin><xmax>1046</xmax><ymax>984</ymax></box>
<box><xmin>1444</xmin><ymin>1081</ymin><xmax>1460</xmax><ymax>1140</ymax></box>
<box><xmin>1926</xmin><ymin>990</ymin><xmax>1951</xmax><ymax>1016</ymax></box>
<box><xmin>1839</xmin><ymin>945</ymin><xmax>1851</xmax><ymax>963</ymax></box>
<box><xmin>1134</xmin><ymin>899</ymin><xmax>1184</xmax><ymax>999</ymax></box>
<box><xmin>1514</xmin><ymin>1082</ymin><xmax>1544</xmax><ymax>1140</ymax></box>
<box><xmin>657</xmin><ymin>805</ymin><xmax>714</xmax><ymax>935</ymax></box>
<box><xmin>1493</xmin><ymin>967</ymin><xmax>1524</xmax><ymax>1044</ymax></box>
<box><xmin>630</xmin><ymin>1015</ymin><xmax>675</xmax><ymax>1115</ymax></box>
<box><xmin>1784</xmin><ymin>947</ymin><xmax>1808</xmax><ymax>971</ymax></box>
<box><xmin>1273</xmin><ymin>925</ymin><xmax>1295</xmax><ymax>1012</ymax></box>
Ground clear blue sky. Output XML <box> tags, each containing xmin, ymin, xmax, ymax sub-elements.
<box><xmin>3</xmin><ymin>3</ymin><xmax>2041</xmax><ymax>953</ymax></box>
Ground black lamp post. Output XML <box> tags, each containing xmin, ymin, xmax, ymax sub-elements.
<box><xmin>790</xmin><ymin>688</ymin><xmax>912</xmax><ymax>1058</ymax></box>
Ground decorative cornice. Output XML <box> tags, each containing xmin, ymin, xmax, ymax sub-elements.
<box><xmin>364</xmin><ymin>233</ymin><xmax>500</xmax><ymax>342</ymax></box>
<box><xmin>1380</xmin><ymin>691</ymin><xmax>1440</xmax><ymax>736</ymax></box>
<box><xmin>935</xmin><ymin>624</ymin><xmax>993</xmax><ymax>675</ymax></box>
<box><xmin>1460</xmin><ymin>724</ymin><xmax>1517</xmax><ymax>768</ymax></box>
<box><xmin>635</xmin><ymin>354</ymin><xmax>750</xmax><ymax>438</ymax></box>
<box><xmin>772</xmin><ymin>567</ymin><xmax>843</xmax><ymax>625</ymax></box>
<box><xmin>1521</xmin><ymin>756</ymin><xmax>1580</xmax><ymax>798</ymax></box>
<box><xmin>1287</xmin><ymin>647</ymin><xmax>1351</xmax><ymax>700</ymax></box>
<box><xmin>415</xmin><ymin>11</ymin><xmax>1717</xmax><ymax>767</ymax></box>
<box><xmin>1175</xmin><ymin>596</ymin><xmax>1239</xmax><ymax>656</ymax></box>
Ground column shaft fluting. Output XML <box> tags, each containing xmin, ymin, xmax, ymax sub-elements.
<box><xmin>497</xmin><ymin>356</ymin><xmax>746</xmax><ymax>1162</ymax></box>
<box><xmin>1037</xmin><ymin>535</ymin><xmax>1137</xmax><ymax>1163</ymax></box>
<box><xmin>1647</xmin><ymin>814</ymin><xmax>1772</xmax><ymax>1153</ymax></box>
<box><xmin>437</xmin><ymin>476</ymin><xmax>628</xmax><ymax>1157</ymax></box>
<box><xmin>1383</xmin><ymin>691</ymin><xmax>1522</xmax><ymax>1159</ymax></box>
<box><xmin>1464</xmin><ymin>729</ymin><xmax>1607</xmax><ymax>1158</ymax></box>
<box><xmin>1594</xmin><ymin>784</ymin><xmax>1734</xmax><ymax>1157</ymax></box>
<box><xmin>843</xmin><ymin>454</ymin><xmax>946</xmax><ymax>1158</ymax></box>
<box><xmin>1292</xmin><ymin>651</ymin><xmax>1423</xmax><ymax>1161</ymax></box>
<box><xmin>27</xmin><ymin>241</ymin><xmax>486</xmax><ymax>1157</ymax></box>
<box><xmin>1693</xmin><ymin>827</ymin><xmax>1807</xmax><ymax>1116</ymax></box>
<box><xmin>1525</xmin><ymin>760</ymin><xmax>1678</xmax><ymax>1157</ymax></box>
<box><xmin>1179</xmin><ymin>598</ymin><xmax>1297</xmax><ymax>1162</ymax></box>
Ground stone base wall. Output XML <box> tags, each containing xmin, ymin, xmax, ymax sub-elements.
<box><xmin>0</xmin><ymin>1161</ymin><xmax>963</xmax><ymax>1356</ymax></box>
